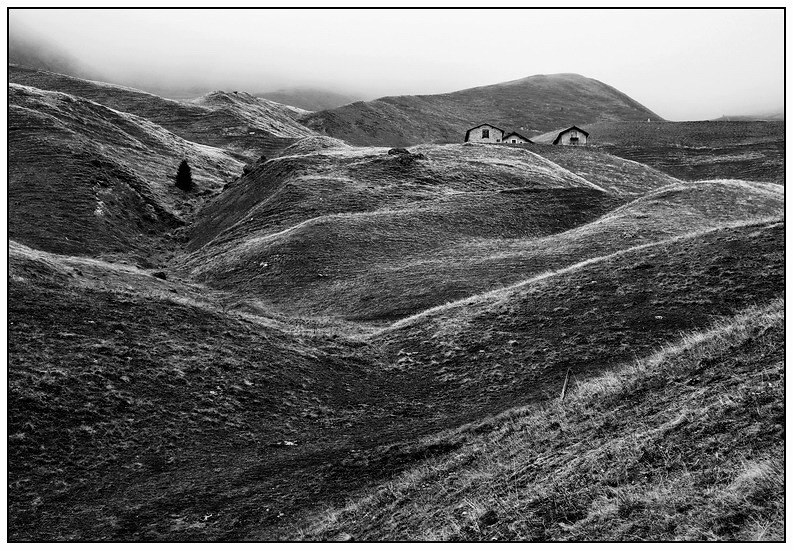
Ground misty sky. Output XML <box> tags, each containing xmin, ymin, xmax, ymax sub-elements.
<box><xmin>10</xmin><ymin>8</ymin><xmax>784</xmax><ymax>120</ymax></box>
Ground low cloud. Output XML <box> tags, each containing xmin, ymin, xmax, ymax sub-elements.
<box><xmin>9</xmin><ymin>9</ymin><xmax>784</xmax><ymax>119</ymax></box>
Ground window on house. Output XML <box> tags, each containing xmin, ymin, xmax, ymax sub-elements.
<box><xmin>482</xmin><ymin>129</ymin><xmax>490</xmax><ymax>138</ymax></box>
<box><xmin>512</xmin><ymin>139</ymin><xmax>517</xmax><ymax>143</ymax></box>
<box><xmin>570</xmin><ymin>136</ymin><xmax>579</xmax><ymax>143</ymax></box>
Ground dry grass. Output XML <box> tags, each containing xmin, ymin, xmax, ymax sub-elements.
<box><xmin>531</xmin><ymin>121</ymin><xmax>784</xmax><ymax>185</ymax></box>
<box><xmin>8</xmin><ymin>83</ymin><xmax>244</xmax><ymax>261</ymax></box>
<box><xmin>9</xmin><ymin>64</ymin><xmax>313</xmax><ymax>160</ymax></box>
<box><xmin>7</xmin><ymin>71</ymin><xmax>785</xmax><ymax>542</ymax></box>
<box><xmin>300</xmin><ymin>299</ymin><xmax>784</xmax><ymax>541</ymax></box>
<box><xmin>179</xmin><ymin>140</ymin><xmax>781</xmax><ymax>322</ymax></box>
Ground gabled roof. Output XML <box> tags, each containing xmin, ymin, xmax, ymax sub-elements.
<box><xmin>552</xmin><ymin>125</ymin><xmax>590</xmax><ymax>144</ymax></box>
<box><xmin>464</xmin><ymin>123</ymin><xmax>505</xmax><ymax>141</ymax></box>
<box><xmin>502</xmin><ymin>131</ymin><xmax>533</xmax><ymax>143</ymax></box>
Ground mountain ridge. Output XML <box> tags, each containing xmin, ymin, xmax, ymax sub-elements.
<box><xmin>8</xmin><ymin>64</ymin><xmax>315</xmax><ymax>161</ymax></box>
<box><xmin>300</xmin><ymin>73</ymin><xmax>663</xmax><ymax>146</ymax></box>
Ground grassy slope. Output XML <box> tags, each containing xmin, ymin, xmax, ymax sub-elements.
<box><xmin>186</xmin><ymin>142</ymin><xmax>605</xmax><ymax>251</ymax></box>
<box><xmin>183</xmin><ymin>149</ymin><xmax>781</xmax><ymax>320</ymax></box>
<box><xmin>7</xmin><ymin>259</ymin><xmax>378</xmax><ymax>541</ymax></box>
<box><xmin>180</xmin><ymin>142</ymin><xmax>692</xmax><ymax>318</ymax></box>
<box><xmin>8</xmin><ymin>218</ymin><xmax>784</xmax><ymax>541</ymax></box>
<box><xmin>8</xmin><ymin>64</ymin><xmax>314</xmax><ymax>160</ymax></box>
<box><xmin>7</xmin><ymin>69</ymin><xmax>786</xmax><ymax>542</ymax></box>
<box><xmin>373</xmin><ymin>220</ymin><xmax>783</xmax><ymax>412</ymax></box>
<box><xmin>9</xmin><ymin>83</ymin><xmax>243</xmax><ymax>261</ymax></box>
<box><xmin>300</xmin><ymin>73</ymin><xmax>662</xmax><ymax>147</ymax></box>
<box><xmin>533</xmin><ymin>121</ymin><xmax>784</xmax><ymax>184</ymax></box>
<box><xmin>318</xmin><ymin>180</ymin><xmax>781</xmax><ymax>321</ymax></box>
<box><xmin>179</xmin><ymin>142</ymin><xmax>635</xmax><ymax>319</ymax></box>
<box><xmin>301</xmin><ymin>299</ymin><xmax>784</xmax><ymax>541</ymax></box>
<box><xmin>524</xmin><ymin>143</ymin><xmax>680</xmax><ymax>196</ymax></box>
<box><xmin>255</xmin><ymin>87</ymin><xmax>361</xmax><ymax>111</ymax></box>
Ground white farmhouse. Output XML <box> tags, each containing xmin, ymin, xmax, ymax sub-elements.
<box><xmin>464</xmin><ymin>123</ymin><xmax>505</xmax><ymax>143</ymax></box>
<box><xmin>502</xmin><ymin>132</ymin><xmax>533</xmax><ymax>144</ymax></box>
<box><xmin>552</xmin><ymin>126</ymin><xmax>589</xmax><ymax>146</ymax></box>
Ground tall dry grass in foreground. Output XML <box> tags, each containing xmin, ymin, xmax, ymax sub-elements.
<box><xmin>302</xmin><ymin>299</ymin><xmax>784</xmax><ymax>541</ymax></box>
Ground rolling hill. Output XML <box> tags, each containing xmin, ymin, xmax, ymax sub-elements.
<box><xmin>9</xmin><ymin>216</ymin><xmax>782</xmax><ymax>540</ymax></box>
<box><xmin>9</xmin><ymin>64</ymin><xmax>315</xmax><ymax>160</ymax></box>
<box><xmin>7</xmin><ymin>67</ymin><xmax>785</xmax><ymax>542</ymax></box>
<box><xmin>9</xmin><ymin>83</ymin><xmax>243</xmax><ymax>260</ymax></box>
<box><xmin>300</xmin><ymin>73</ymin><xmax>663</xmax><ymax>147</ymax></box>
<box><xmin>179</xmin><ymin>140</ymin><xmax>780</xmax><ymax>321</ymax></box>
<box><xmin>533</xmin><ymin>121</ymin><xmax>785</xmax><ymax>184</ymax></box>
<box><xmin>301</xmin><ymin>298</ymin><xmax>784</xmax><ymax>541</ymax></box>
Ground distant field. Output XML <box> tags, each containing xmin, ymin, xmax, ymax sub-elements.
<box><xmin>533</xmin><ymin>121</ymin><xmax>784</xmax><ymax>184</ymax></box>
<box><xmin>533</xmin><ymin>120</ymin><xmax>784</xmax><ymax>147</ymax></box>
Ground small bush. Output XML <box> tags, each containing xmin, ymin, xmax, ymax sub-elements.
<box><xmin>175</xmin><ymin>159</ymin><xmax>193</xmax><ymax>192</ymax></box>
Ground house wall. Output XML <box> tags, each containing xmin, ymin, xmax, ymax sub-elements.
<box><xmin>466</xmin><ymin>125</ymin><xmax>504</xmax><ymax>143</ymax></box>
<box><xmin>557</xmin><ymin>129</ymin><xmax>588</xmax><ymax>146</ymax></box>
<box><xmin>504</xmin><ymin>135</ymin><xmax>530</xmax><ymax>144</ymax></box>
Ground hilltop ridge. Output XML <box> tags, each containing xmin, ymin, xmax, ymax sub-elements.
<box><xmin>300</xmin><ymin>73</ymin><xmax>663</xmax><ymax>146</ymax></box>
<box><xmin>9</xmin><ymin>64</ymin><xmax>315</xmax><ymax>160</ymax></box>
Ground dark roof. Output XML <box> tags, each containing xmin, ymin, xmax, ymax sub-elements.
<box><xmin>552</xmin><ymin>125</ymin><xmax>590</xmax><ymax>144</ymax></box>
<box><xmin>502</xmin><ymin>131</ymin><xmax>533</xmax><ymax>143</ymax></box>
<box><xmin>464</xmin><ymin>123</ymin><xmax>505</xmax><ymax>141</ymax></box>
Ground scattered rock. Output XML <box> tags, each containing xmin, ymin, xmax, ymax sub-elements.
<box><xmin>268</xmin><ymin>440</ymin><xmax>299</xmax><ymax>448</ymax></box>
<box><xmin>387</xmin><ymin>147</ymin><xmax>426</xmax><ymax>164</ymax></box>
<box><xmin>152</xmin><ymin>271</ymin><xmax>168</xmax><ymax>280</ymax></box>
<box><xmin>478</xmin><ymin>510</ymin><xmax>499</xmax><ymax>528</ymax></box>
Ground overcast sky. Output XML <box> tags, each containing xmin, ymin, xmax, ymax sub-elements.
<box><xmin>9</xmin><ymin>8</ymin><xmax>784</xmax><ymax>120</ymax></box>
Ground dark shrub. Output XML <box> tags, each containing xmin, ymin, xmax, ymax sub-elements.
<box><xmin>175</xmin><ymin>159</ymin><xmax>193</xmax><ymax>191</ymax></box>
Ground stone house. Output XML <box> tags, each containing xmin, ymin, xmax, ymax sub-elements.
<box><xmin>552</xmin><ymin>126</ymin><xmax>589</xmax><ymax>146</ymax></box>
<box><xmin>464</xmin><ymin>123</ymin><xmax>505</xmax><ymax>143</ymax></box>
<box><xmin>502</xmin><ymin>132</ymin><xmax>533</xmax><ymax>144</ymax></box>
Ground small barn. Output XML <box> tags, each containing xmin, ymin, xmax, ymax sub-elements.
<box><xmin>464</xmin><ymin>123</ymin><xmax>505</xmax><ymax>143</ymax></box>
<box><xmin>502</xmin><ymin>132</ymin><xmax>533</xmax><ymax>144</ymax></box>
<box><xmin>552</xmin><ymin>126</ymin><xmax>589</xmax><ymax>146</ymax></box>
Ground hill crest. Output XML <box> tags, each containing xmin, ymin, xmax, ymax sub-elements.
<box><xmin>300</xmin><ymin>73</ymin><xmax>663</xmax><ymax>147</ymax></box>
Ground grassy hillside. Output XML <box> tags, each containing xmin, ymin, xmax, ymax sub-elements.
<box><xmin>301</xmin><ymin>299</ymin><xmax>784</xmax><ymax>541</ymax></box>
<box><xmin>8</xmin><ymin>218</ymin><xmax>784</xmax><ymax>541</ymax></box>
<box><xmin>9</xmin><ymin>64</ymin><xmax>315</xmax><ymax>160</ymax></box>
<box><xmin>524</xmin><ymin>144</ymin><xmax>681</xmax><ymax>196</ymax></box>
<box><xmin>532</xmin><ymin>121</ymin><xmax>784</xmax><ymax>148</ymax></box>
<box><xmin>8</xmin><ymin>67</ymin><xmax>785</xmax><ymax>542</ymax></box>
<box><xmin>316</xmin><ymin>180</ymin><xmax>781</xmax><ymax>321</ymax></box>
<box><xmin>184</xmin><ymin>142</ymin><xmax>605</xmax><ymax>252</ymax></box>
<box><xmin>371</xmin><ymin>220</ymin><xmax>783</xmax><ymax>409</ymax></box>
<box><xmin>9</xmin><ymin>83</ymin><xmax>243</xmax><ymax>261</ymax></box>
<box><xmin>300</xmin><ymin>73</ymin><xmax>662</xmax><ymax>147</ymax></box>
<box><xmin>181</xmin><ymin>137</ymin><xmax>781</xmax><ymax>321</ymax></box>
<box><xmin>533</xmin><ymin>121</ymin><xmax>784</xmax><ymax>184</ymax></box>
